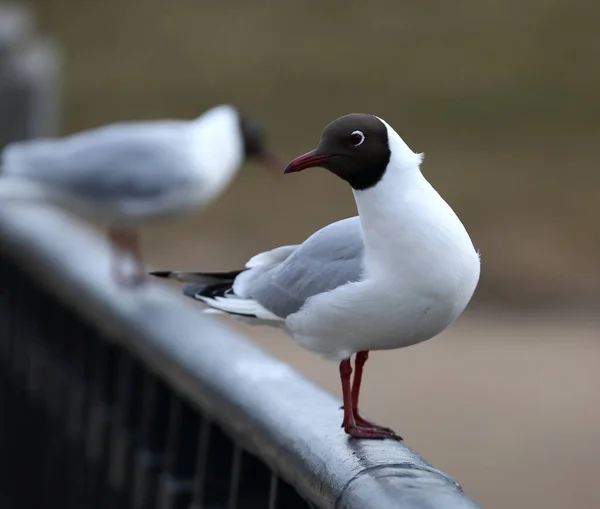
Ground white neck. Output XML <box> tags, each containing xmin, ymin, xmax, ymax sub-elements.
<box><xmin>352</xmin><ymin>120</ymin><xmax>477</xmax><ymax>277</ymax></box>
<box><xmin>190</xmin><ymin>104</ymin><xmax>244</xmax><ymax>203</ymax></box>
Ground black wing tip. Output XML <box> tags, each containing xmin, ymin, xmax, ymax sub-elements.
<box><xmin>149</xmin><ymin>270</ymin><xmax>172</xmax><ymax>279</ymax></box>
<box><xmin>183</xmin><ymin>283</ymin><xmax>208</xmax><ymax>298</ymax></box>
<box><xmin>182</xmin><ymin>281</ymin><xmax>233</xmax><ymax>299</ymax></box>
<box><xmin>203</xmin><ymin>282</ymin><xmax>234</xmax><ymax>298</ymax></box>
<box><xmin>182</xmin><ymin>282</ymin><xmax>257</xmax><ymax>318</ymax></box>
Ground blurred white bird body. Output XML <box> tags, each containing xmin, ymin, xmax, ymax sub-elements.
<box><xmin>0</xmin><ymin>104</ymin><xmax>275</xmax><ymax>286</ymax></box>
<box><xmin>0</xmin><ymin>104</ymin><xmax>244</xmax><ymax>225</ymax></box>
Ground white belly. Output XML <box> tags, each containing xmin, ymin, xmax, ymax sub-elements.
<box><xmin>286</xmin><ymin>259</ymin><xmax>480</xmax><ymax>362</ymax></box>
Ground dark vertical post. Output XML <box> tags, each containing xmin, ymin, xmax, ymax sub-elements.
<box><xmin>0</xmin><ymin>9</ymin><xmax>60</xmax><ymax>502</ymax></box>
<box><xmin>156</xmin><ymin>399</ymin><xmax>200</xmax><ymax>509</ymax></box>
<box><xmin>106</xmin><ymin>352</ymin><xmax>145</xmax><ymax>509</ymax></box>
<box><xmin>132</xmin><ymin>375</ymin><xmax>172</xmax><ymax>509</ymax></box>
<box><xmin>0</xmin><ymin>3</ymin><xmax>61</xmax><ymax>151</ymax></box>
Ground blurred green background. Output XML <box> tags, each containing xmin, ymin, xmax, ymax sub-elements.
<box><xmin>22</xmin><ymin>2</ymin><xmax>600</xmax><ymax>509</ymax></box>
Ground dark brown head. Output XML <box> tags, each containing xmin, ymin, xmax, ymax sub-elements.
<box><xmin>237</xmin><ymin>111</ymin><xmax>282</xmax><ymax>173</ymax></box>
<box><xmin>238</xmin><ymin>113</ymin><xmax>266</xmax><ymax>159</ymax></box>
<box><xmin>283</xmin><ymin>114</ymin><xmax>391</xmax><ymax>190</ymax></box>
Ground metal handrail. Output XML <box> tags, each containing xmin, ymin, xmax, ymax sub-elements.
<box><xmin>0</xmin><ymin>205</ymin><xmax>482</xmax><ymax>509</ymax></box>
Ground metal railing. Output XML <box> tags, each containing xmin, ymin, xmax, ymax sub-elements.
<box><xmin>0</xmin><ymin>211</ymin><xmax>483</xmax><ymax>509</ymax></box>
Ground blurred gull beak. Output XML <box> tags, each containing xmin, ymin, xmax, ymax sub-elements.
<box><xmin>262</xmin><ymin>152</ymin><xmax>284</xmax><ymax>174</ymax></box>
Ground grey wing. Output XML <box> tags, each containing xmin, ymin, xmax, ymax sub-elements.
<box><xmin>243</xmin><ymin>217</ymin><xmax>364</xmax><ymax>318</ymax></box>
<box><xmin>1</xmin><ymin>121</ymin><xmax>194</xmax><ymax>202</ymax></box>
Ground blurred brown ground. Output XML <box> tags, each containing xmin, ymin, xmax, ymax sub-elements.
<box><xmin>28</xmin><ymin>1</ymin><xmax>600</xmax><ymax>508</ymax></box>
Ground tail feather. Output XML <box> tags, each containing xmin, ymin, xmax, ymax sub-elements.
<box><xmin>151</xmin><ymin>267</ymin><xmax>282</xmax><ymax>322</ymax></box>
<box><xmin>151</xmin><ymin>269</ymin><xmax>254</xmax><ymax>315</ymax></box>
<box><xmin>182</xmin><ymin>282</ymin><xmax>209</xmax><ymax>299</ymax></box>
<box><xmin>191</xmin><ymin>281</ymin><xmax>235</xmax><ymax>299</ymax></box>
<box><xmin>183</xmin><ymin>281</ymin><xmax>259</xmax><ymax>317</ymax></box>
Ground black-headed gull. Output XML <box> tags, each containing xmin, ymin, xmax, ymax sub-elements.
<box><xmin>0</xmin><ymin>104</ymin><xmax>279</xmax><ymax>286</ymax></box>
<box><xmin>151</xmin><ymin>113</ymin><xmax>481</xmax><ymax>440</ymax></box>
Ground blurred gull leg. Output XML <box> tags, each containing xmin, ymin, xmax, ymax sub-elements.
<box><xmin>108</xmin><ymin>227</ymin><xmax>148</xmax><ymax>288</ymax></box>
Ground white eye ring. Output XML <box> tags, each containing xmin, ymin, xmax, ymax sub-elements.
<box><xmin>350</xmin><ymin>130</ymin><xmax>365</xmax><ymax>146</ymax></box>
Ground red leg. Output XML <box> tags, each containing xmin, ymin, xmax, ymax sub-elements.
<box><xmin>351</xmin><ymin>351</ymin><xmax>368</xmax><ymax>410</ymax></box>
<box><xmin>339</xmin><ymin>358</ymin><xmax>399</xmax><ymax>440</ymax></box>
<box><xmin>340</xmin><ymin>359</ymin><xmax>356</xmax><ymax>429</ymax></box>
<box><xmin>108</xmin><ymin>227</ymin><xmax>147</xmax><ymax>287</ymax></box>
<box><xmin>351</xmin><ymin>351</ymin><xmax>400</xmax><ymax>438</ymax></box>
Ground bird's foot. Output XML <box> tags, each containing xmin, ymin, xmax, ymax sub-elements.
<box><xmin>339</xmin><ymin>406</ymin><xmax>402</xmax><ymax>439</ymax></box>
<box><xmin>343</xmin><ymin>425</ymin><xmax>401</xmax><ymax>440</ymax></box>
<box><xmin>353</xmin><ymin>413</ymin><xmax>399</xmax><ymax>437</ymax></box>
<box><xmin>119</xmin><ymin>271</ymin><xmax>148</xmax><ymax>288</ymax></box>
<box><xmin>113</xmin><ymin>264</ymin><xmax>149</xmax><ymax>289</ymax></box>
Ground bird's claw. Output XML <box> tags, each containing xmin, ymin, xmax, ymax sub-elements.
<box><xmin>344</xmin><ymin>425</ymin><xmax>402</xmax><ymax>441</ymax></box>
<box><xmin>353</xmin><ymin>414</ymin><xmax>397</xmax><ymax>436</ymax></box>
<box><xmin>339</xmin><ymin>407</ymin><xmax>400</xmax><ymax>439</ymax></box>
<box><xmin>117</xmin><ymin>270</ymin><xmax>148</xmax><ymax>288</ymax></box>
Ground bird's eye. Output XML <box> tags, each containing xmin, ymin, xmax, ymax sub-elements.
<box><xmin>349</xmin><ymin>130</ymin><xmax>365</xmax><ymax>147</ymax></box>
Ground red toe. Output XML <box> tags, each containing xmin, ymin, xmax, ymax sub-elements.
<box><xmin>353</xmin><ymin>413</ymin><xmax>397</xmax><ymax>436</ymax></box>
<box><xmin>344</xmin><ymin>425</ymin><xmax>401</xmax><ymax>440</ymax></box>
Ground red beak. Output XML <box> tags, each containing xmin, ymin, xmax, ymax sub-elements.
<box><xmin>283</xmin><ymin>150</ymin><xmax>335</xmax><ymax>174</ymax></box>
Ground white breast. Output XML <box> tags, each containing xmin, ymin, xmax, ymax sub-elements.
<box><xmin>188</xmin><ymin>105</ymin><xmax>244</xmax><ymax>205</ymax></box>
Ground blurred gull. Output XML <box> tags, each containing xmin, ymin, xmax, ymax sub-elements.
<box><xmin>151</xmin><ymin>113</ymin><xmax>481</xmax><ymax>439</ymax></box>
<box><xmin>0</xmin><ymin>104</ymin><xmax>279</xmax><ymax>286</ymax></box>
